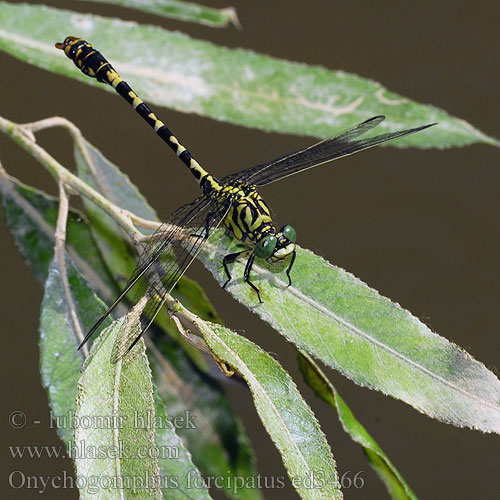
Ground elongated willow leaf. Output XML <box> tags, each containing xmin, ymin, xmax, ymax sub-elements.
<box><xmin>199</xmin><ymin>232</ymin><xmax>500</xmax><ymax>434</ymax></box>
<box><xmin>0</xmin><ymin>2</ymin><xmax>497</xmax><ymax>147</ymax></box>
<box><xmin>75</xmin><ymin>316</ymin><xmax>210</xmax><ymax>499</ymax></box>
<box><xmin>153</xmin><ymin>390</ymin><xmax>214</xmax><ymax>500</ymax></box>
<box><xmin>40</xmin><ymin>254</ymin><xmax>109</xmax><ymax>446</ymax></box>
<box><xmin>87</xmin><ymin>0</ymin><xmax>239</xmax><ymax>28</ymax></box>
<box><xmin>298</xmin><ymin>352</ymin><xmax>418</xmax><ymax>500</ymax></box>
<box><xmin>149</xmin><ymin>333</ymin><xmax>263</xmax><ymax>500</ymax></box>
<box><xmin>0</xmin><ymin>171</ymin><xmax>110</xmax><ymax>445</ymax></box>
<box><xmin>204</xmin><ymin>325</ymin><xmax>342</xmax><ymax>500</ymax></box>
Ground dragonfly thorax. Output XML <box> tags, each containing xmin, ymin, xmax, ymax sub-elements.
<box><xmin>215</xmin><ymin>180</ymin><xmax>297</xmax><ymax>261</ymax></box>
<box><xmin>219</xmin><ymin>181</ymin><xmax>274</xmax><ymax>245</ymax></box>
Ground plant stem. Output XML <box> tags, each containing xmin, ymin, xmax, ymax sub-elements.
<box><xmin>54</xmin><ymin>181</ymin><xmax>90</xmax><ymax>357</ymax></box>
<box><xmin>0</xmin><ymin>115</ymin><xmax>160</xmax><ymax>241</ymax></box>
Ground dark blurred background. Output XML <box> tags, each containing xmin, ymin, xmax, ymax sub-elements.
<box><xmin>1</xmin><ymin>1</ymin><xmax>499</xmax><ymax>499</ymax></box>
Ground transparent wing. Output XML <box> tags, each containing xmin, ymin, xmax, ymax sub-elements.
<box><xmin>80</xmin><ymin>194</ymin><xmax>230</xmax><ymax>357</ymax></box>
<box><xmin>223</xmin><ymin>116</ymin><xmax>435</xmax><ymax>187</ymax></box>
<box><xmin>111</xmin><ymin>195</ymin><xmax>230</xmax><ymax>361</ymax></box>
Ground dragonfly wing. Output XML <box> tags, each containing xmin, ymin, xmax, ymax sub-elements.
<box><xmin>223</xmin><ymin>116</ymin><xmax>435</xmax><ymax>187</ymax></box>
<box><xmin>131</xmin><ymin>196</ymin><xmax>212</xmax><ymax>283</ymax></box>
<box><xmin>110</xmin><ymin>195</ymin><xmax>231</xmax><ymax>361</ymax></box>
<box><xmin>80</xmin><ymin>194</ymin><xmax>229</xmax><ymax>352</ymax></box>
<box><xmin>79</xmin><ymin>195</ymin><xmax>210</xmax><ymax>349</ymax></box>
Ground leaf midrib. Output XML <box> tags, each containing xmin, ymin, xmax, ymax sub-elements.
<box><xmin>207</xmin><ymin>242</ymin><xmax>499</xmax><ymax>412</ymax></box>
<box><xmin>208</xmin><ymin>332</ymin><xmax>320</xmax><ymax>480</ymax></box>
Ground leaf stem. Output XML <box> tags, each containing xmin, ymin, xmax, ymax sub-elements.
<box><xmin>0</xmin><ymin>115</ymin><xmax>160</xmax><ymax>241</ymax></box>
<box><xmin>54</xmin><ymin>181</ymin><xmax>89</xmax><ymax>357</ymax></box>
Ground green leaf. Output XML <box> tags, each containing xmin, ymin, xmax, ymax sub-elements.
<box><xmin>152</xmin><ymin>389</ymin><xmax>213</xmax><ymax>499</ymax></box>
<box><xmin>39</xmin><ymin>254</ymin><xmax>109</xmax><ymax>445</ymax></box>
<box><xmin>86</xmin><ymin>0</ymin><xmax>239</xmax><ymax>28</ymax></box>
<box><xmin>0</xmin><ymin>171</ymin><xmax>117</xmax><ymax>297</ymax></box>
<box><xmin>200</xmin><ymin>232</ymin><xmax>500</xmax><ymax>434</ymax></box>
<box><xmin>0</xmin><ymin>2</ymin><xmax>497</xmax><ymax>147</ymax></box>
<box><xmin>75</xmin><ymin>318</ymin><xmax>163</xmax><ymax>499</ymax></box>
<box><xmin>149</xmin><ymin>333</ymin><xmax>263</xmax><ymax>500</ymax></box>
<box><xmin>298</xmin><ymin>351</ymin><xmax>418</xmax><ymax>500</ymax></box>
<box><xmin>203</xmin><ymin>325</ymin><xmax>342</xmax><ymax>500</ymax></box>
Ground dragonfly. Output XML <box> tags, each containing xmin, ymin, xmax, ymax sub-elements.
<box><xmin>56</xmin><ymin>36</ymin><xmax>435</xmax><ymax>360</ymax></box>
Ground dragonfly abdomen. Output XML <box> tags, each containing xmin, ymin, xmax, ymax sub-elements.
<box><xmin>56</xmin><ymin>36</ymin><xmax>210</xmax><ymax>185</ymax></box>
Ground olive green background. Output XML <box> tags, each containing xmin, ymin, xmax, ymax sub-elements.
<box><xmin>1</xmin><ymin>1</ymin><xmax>499</xmax><ymax>499</ymax></box>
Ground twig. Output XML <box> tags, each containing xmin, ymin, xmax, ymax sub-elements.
<box><xmin>54</xmin><ymin>181</ymin><xmax>89</xmax><ymax>357</ymax></box>
<box><xmin>0</xmin><ymin>115</ymin><xmax>153</xmax><ymax>241</ymax></box>
<box><xmin>170</xmin><ymin>313</ymin><xmax>213</xmax><ymax>355</ymax></box>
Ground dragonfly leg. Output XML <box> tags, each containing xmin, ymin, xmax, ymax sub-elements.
<box><xmin>222</xmin><ymin>250</ymin><xmax>247</xmax><ymax>289</ymax></box>
<box><xmin>201</xmin><ymin>210</ymin><xmax>215</xmax><ymax>239</ymax></box>
<box><xmin>243</xmin><ymin>252</ymin><xmax>263</xmax><ymax>303</ymax></box>
<box><xmin>190</xmin><ymin>211</ymin><xmax>215</xmax><ymax>240</ymax></box>
<box><xmin>285</xmin><ymin>249</ymin><xmax>297</xmax><ymax>287</ymax></box>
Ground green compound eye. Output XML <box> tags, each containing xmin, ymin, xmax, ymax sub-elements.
<box><xmin>255</xmin><ymin>235</ymin><xmax>277</xmax><ymax>259</ymax></box>
<box><xmin>282</xmin><ymin>225</ymin><xmax>296</xmax><ymax>243</ymax></box>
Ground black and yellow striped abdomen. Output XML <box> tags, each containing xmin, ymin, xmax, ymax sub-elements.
<box><xmin>56</xmin><ymin>37</ymin><xmax>213</xmax><ymax>187</ymax></box>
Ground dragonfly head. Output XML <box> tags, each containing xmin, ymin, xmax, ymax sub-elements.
<box><xmin>254</xmin><ymin>225</ymin><xmax>296</xmax><ymax>262</ymax></box>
